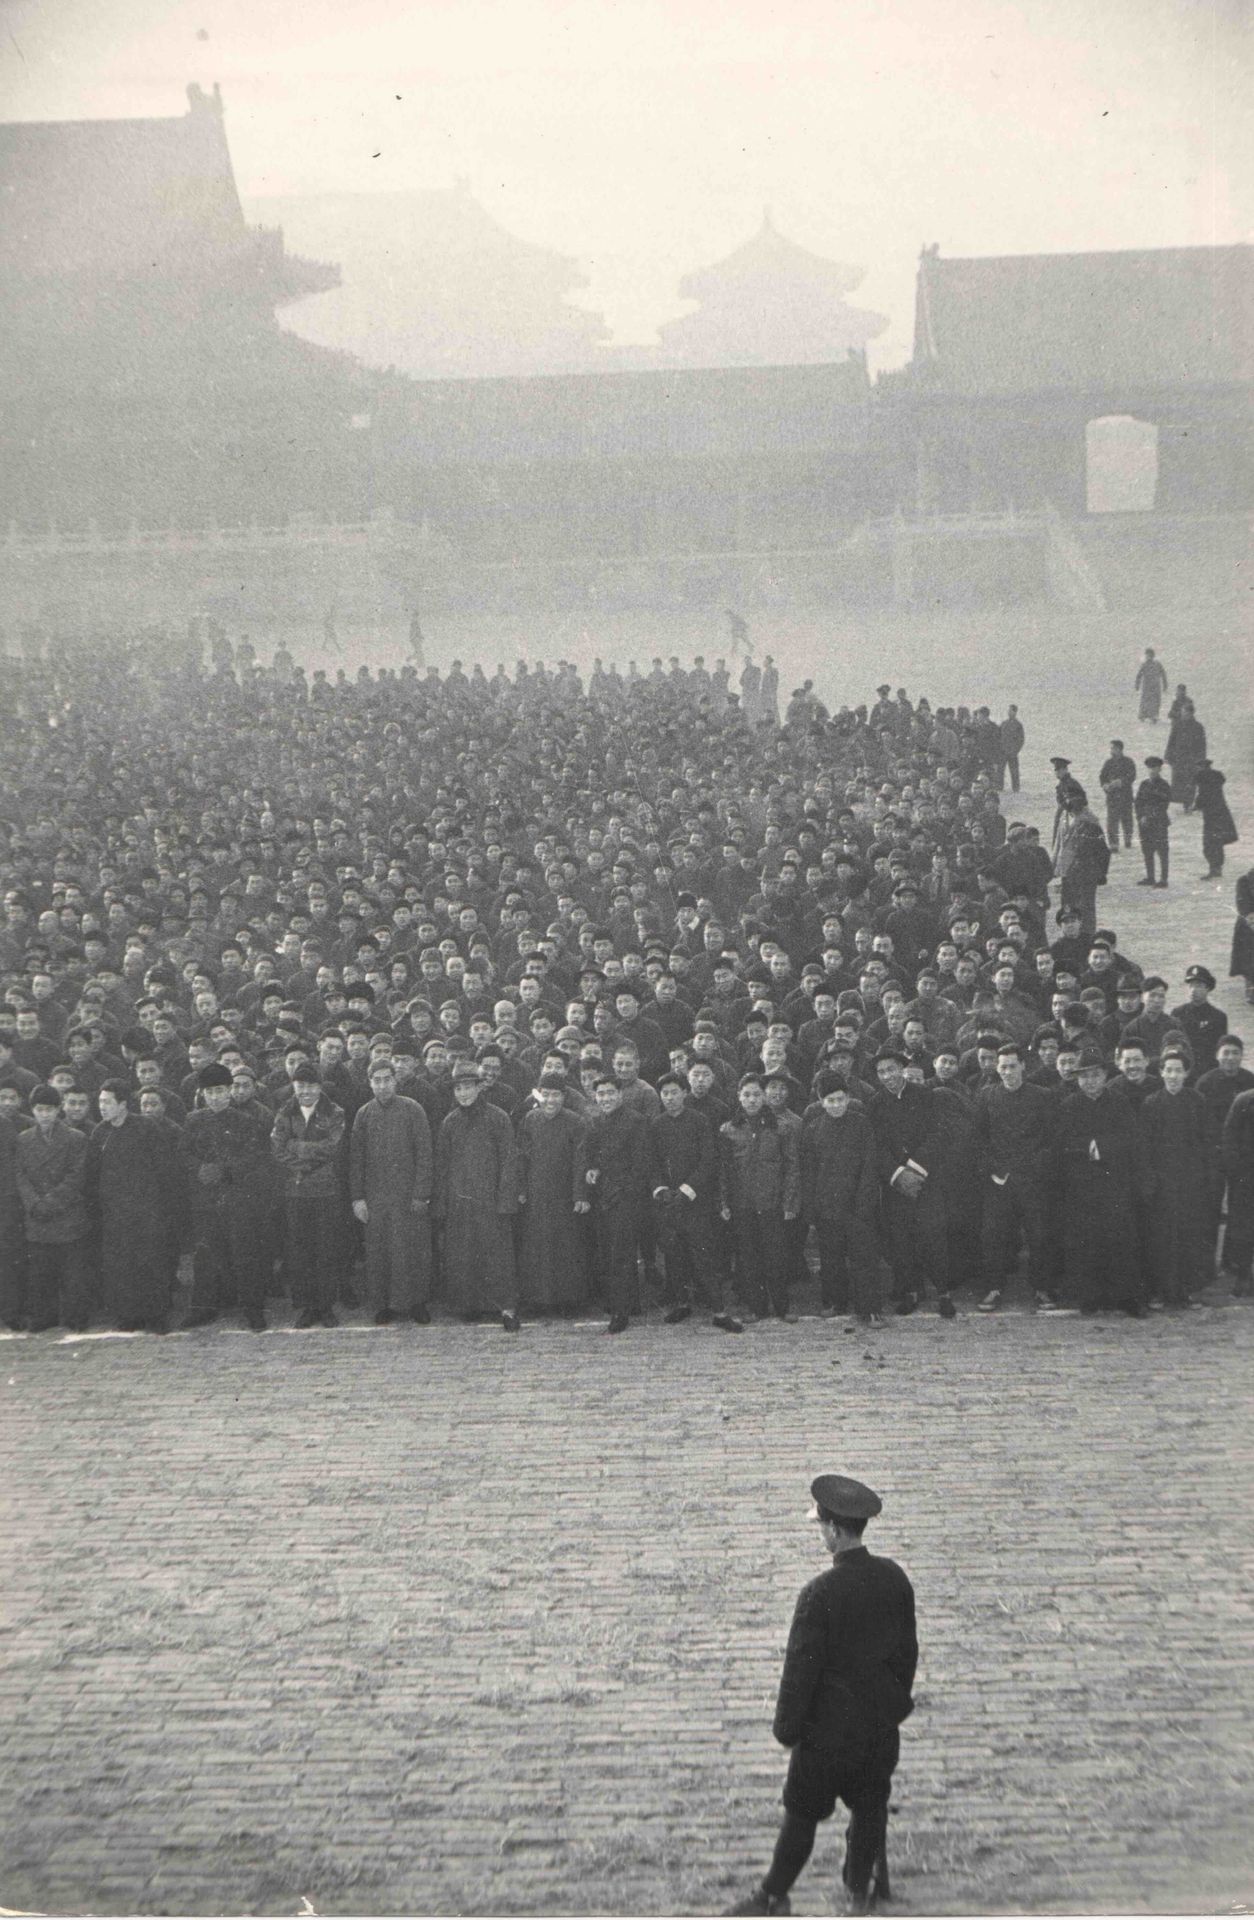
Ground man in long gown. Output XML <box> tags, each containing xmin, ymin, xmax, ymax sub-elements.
<box><xmin>515</xmin><ymin>1073</ymin><xmax>590</xmax><ymax>1322</ymax></box>
<box><xmin>350</xmin><ymin>1059</ymin><xmax>433</xmax><ymax>1325</ymax></box>
<box><xmin>1135</xmin><ymin>647</ymin><xmax>1167</xmax><ymax>721</ymax></box>
<box><xmin>87</xmin><ymin>1079</ymin><xmax>182</xmax><ymax>1333</ymax></box>
<box><xmin>434</xmin><ymin>1062</ymin><xmax>518</xmax><ymax>1323</ymax></box>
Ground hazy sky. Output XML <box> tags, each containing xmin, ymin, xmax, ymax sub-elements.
<box><xmin>1</xmin><ymin>0</ymin><xmax>1248</xmax><ymax>365</ymax></box>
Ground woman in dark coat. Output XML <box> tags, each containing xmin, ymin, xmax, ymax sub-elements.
<box><xmin>87</xmin><ymin>1081</ymin><xmax>183</xmax><ymax>1331</ymax></box>
<box><xmin>1194</xmin><ymin>761</ymin><xmax>1238</xmax><ymax>878</ymax></box>
<box><xmin>1165</xmin><ymin>700</ymin><xmax>1207</xmax><ymax>811</ymax></box>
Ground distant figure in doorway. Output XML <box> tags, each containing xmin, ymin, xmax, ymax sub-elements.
<box><xmin>1135</xmin><ymin>647</ymin><xmax>1168</xmax><ymax>722</ymax></box>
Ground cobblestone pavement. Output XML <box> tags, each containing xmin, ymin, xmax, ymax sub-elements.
<box><xmin>2</xmin><ymin>1304</ymin><xmax>1252</xmax><ymax>1917</ymax></box>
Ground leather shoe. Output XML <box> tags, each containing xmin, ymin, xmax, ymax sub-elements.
<box><xmin>664</xmin><ymin>1304</ymin><xmax>692</xmax><ymax>1324</ymax></box>
<box><xmin>501</xmin><ymin>1309</ymin><xmax>521</xmax><ymax>1333</ymax></box>
<box><xmin>606</xmin><ymin>1313</ymin><xmax>629</xmax><ymax>1334</ymax></box>
<box><xmin>713</xmin><ymin>1312</ymin><xmax>744</xmax><ymax>1333</ymax></box>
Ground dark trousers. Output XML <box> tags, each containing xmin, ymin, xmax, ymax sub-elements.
<box><xmin>656</xmin><ymin>1202</ymin><xmax>727</xmax><ymax>1311</ymax></box>
<box><xmin>26</xmin><ymin>1239</ymin><xmax>94</xmax><ymax>1330</ymax></box>
<box><xmin>1224</xmin><ymin>1182</ymin><xmax>1254</xmax><ymax>1289</ymax></box>
<box><xmin>731</xmin><ymin>1208</ymin><xmax>788</xmax><ymax>1315</ymax></box>
<box><xmin>813</xmin><ymin>1214</ymin><xmax>881</xmax><ymax>1314</ymax></box>
<box><xmin>1105</xmin><ymin>793</ymin><xmax>1134</xmax><ymax>848</ymax></box>
<box><xmin>1202</xmin><ymin>827</ymin><xmax>1229</xmax><ymax>875</ymax></box>
<box><xmin>981</xmin><ymin>1176</ymin><xmax>1050</xmax><ymax>1295</ymax></box>
<box><xmin>0</xmin><ymin>1231</ymin><xmax>29</xmax><ymax>1326</ymax></box>
<box><xmin>1139</xmin><ymin>824</ymin><xmax>1168</xmax><ymax>884</ymax></box>
<box><xmin>595</xmin><ymin>1206</ymin><xmax>641</xmax><ymax>1316</ymax></box>
<box><xmin>284</xmin><ymin>1198</ymin><xmax>342</xmax><ymax>1312</ymax></box>
<box><xmin>1005</xmin><ymin>752</ymin><xmax>1020</xmax><ymax>792</ymax></box>
<box><xmin>767</xmin><ymin>1729</ymin><xmax>899</xmax><ymax>1904</ymax></box>
<box><xmin>881</xmin><ymin>1186</ymin><xmax>949</xmax><ymax>1302</ymax></box>
<box><xmin>190</xmin><ymin>1203</ymin><xmax>270</xmax><ymax>1316</ymax></box>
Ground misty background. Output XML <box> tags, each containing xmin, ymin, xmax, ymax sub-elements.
<box><xmin>1</xmin><ymin>0</ymin><xmax>1249</xmax><ymax>375</ymax></box>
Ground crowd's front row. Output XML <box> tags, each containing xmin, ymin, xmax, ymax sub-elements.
<box><xmin>4</xmin><ymin>1028</ymin><xmax>1253</xmax><ymax>1338</ymax></box>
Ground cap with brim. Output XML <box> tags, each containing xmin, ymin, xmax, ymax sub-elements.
<box><xmin>811</xmin><ymin>1473</ymin><xmax>882</xmax><ymax>1520</ymax></box>
<box><xmin>1184</xmin><ymin>965</ymin><xmax>1216</xmax><ymax>988</ymax></box>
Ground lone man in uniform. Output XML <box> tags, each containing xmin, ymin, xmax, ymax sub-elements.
<box><xmin>1135</xmin><ymin>754</ymin><xmax>1172</xmax><ymax>888</ymax></box>
<box><xmin>727</xmin><ymin>1475</ymin><xmax>917</xmax><ymax>1918</ymax></box>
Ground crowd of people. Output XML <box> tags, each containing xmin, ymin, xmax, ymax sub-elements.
<box><xmin>1</xmin><ymin>626</ymin><xmax>1250</xmax><ymax>1342</ymax></box>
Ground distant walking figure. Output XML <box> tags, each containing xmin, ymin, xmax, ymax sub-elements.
<box><xmin>725</xmin><ymin>609</ymin><xmax>751</xmax><ymax>658</ymax></box>
<box><xmin>1135</xmin><ymin>648</ymin><xmax>1167</xmax><ymax>722</ymax></box>
<box><xmin>408</xmin><ymin>608</ymin><xmax>426</xmax><ymax>669</ymax></box>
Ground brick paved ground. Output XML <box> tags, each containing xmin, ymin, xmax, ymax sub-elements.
<box><xmin>2</xmin><ymin>1305</ymin><xmax>1252</xmax><ymax>1917</ymax></box>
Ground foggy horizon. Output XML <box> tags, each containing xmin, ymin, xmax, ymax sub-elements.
<box><xmin>1</xmin><ymin>0</ymin><xmax>1248</xmax><ymax>370</ymax></box>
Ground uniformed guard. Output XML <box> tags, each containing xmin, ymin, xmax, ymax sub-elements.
<box><xmin>1134</xmin><ymin>755</ymin><xmax>1172</xmax><ymax>888</ymax></box>
<box><xmin>726</xmin><ymin>1475</ymin><xmax>917</xmax><ymax>1918</ymax></box>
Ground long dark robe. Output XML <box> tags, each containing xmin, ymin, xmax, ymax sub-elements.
<box><xmin>1141</xmin><ymin>1087</ymin><xmax>1212</xmax><ymax>1303</ymax></box>
<box><xmin>1057</xmin><ymin>1088</ymin><xmax>1148</xmax><ymax>1309</ymax></box>
<box><xmin>517</xmin><ymin>1107</ymin><xmax>588</xmax><ymax>1308</ymax></box>
<box><xmin>1165</xmin><ymin>714</ymin><xmax>1207</xmax><ymax>807</ymax></box>
<box><xmin>87</xmin><ymin>1114</ymin><xmax>182</xmax><ymax>1322</ymax></box>
<box><xmin>1230</xmin><ymin>870</ymin><xmax>1254</xmax><ymax>985</ymax></box>
<box><xmin>434</xmin><ymin>1099</ymin><xmax>518</xmax><ymax>1311</ymax></box>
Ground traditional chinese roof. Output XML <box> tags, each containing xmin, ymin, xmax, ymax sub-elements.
<box><xmin>0</xmin><ymin>86</ymin><xmax>337</xmax><ymax>310</ymax></box>
<box><xmin>247</xmin><ymin>181</ymin><xmax>608</xmax><ymax>378</ymax></box>
<box><xmin>912</xmin><ymin>243</ymin><xmax>1254</xmax><ymax>395</ymax></box>
<box><xmin>678</xmin><ymin>210</ymin><xmax>868</xmax><ymax>303</ymax></box>
<box><xmin>656</xmin><ymin>212</ymin><xmax>887</xmax><ymax>367</ymax></box>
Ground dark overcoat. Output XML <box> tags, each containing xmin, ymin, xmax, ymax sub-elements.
<box><xmin>773</xmin><ymin>1546</ymin><xmax>918</xmax><ymax>1754</ymax></box>
<box><xmin>434</xmin><ymin>1099</ymin><xmax>518</xmax><ymax>1311</ymax></box>
<box><xmin>516</xmin><ymin>1106</ymin><xmax>588</xmax><ymax>1308</ymax></box>
<box><xmin>87</xmin><ymin>1114</ymin><xmax>182</xmax><ymax>1322</ymax></box>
